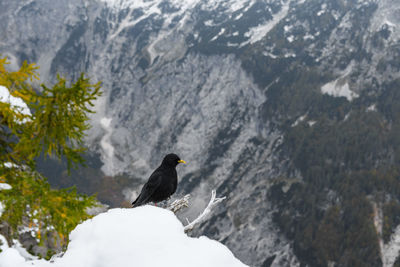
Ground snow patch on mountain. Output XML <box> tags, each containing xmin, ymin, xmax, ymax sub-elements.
<box><xmin>367</xmin><ymin>104</ymin><xmax>377</xmax><ymax>112</ymax></box>
<box><xmin>321</xmin><ymin>81</ymin><xmax>358</xmax><ymax>101</ymax></box>
<box><xmin>99</xmin><ymin>0</ymin><xmax>162</xmax><ymax>11</ymax></box>
<box><xmin>382</xmin><ymin>224</ymin><xmax>400</xmax><ymax>267</ymax></box>
<box><xmin>100</xmin><ymin>0</ymin><xmax>201</xmax><ymax>11</ymax></box>
<box><xmin>99</xmin><ymin>117</ymin><xmax>115</xmax><ymax>174</ymax></box>
<box><xmin>321</xmin><ymin>62</ymin><xmax>359</xmax><ymax>101</ymax></box>
<box><xmin>291</xmin><ymin>114</ymin><xmax>307</xmax><ymax>127</ymax></box>
<box><xmin>372</xmin><ymin>201</ymin><xmax>400</xmax><ymax>267</ymax></box>
<box><xmin>243</xmin><ymin>0</ymin><xmax>290</xmax><ymax>45</ymax></box>
<box><xmin>210</xmin><ymin>28</ymin><xmax>226</xmax><ymax>41</ymax></box>
<box><xmin>227</xmin><ymin>0</ymin><xmax>254</xmax><ymax>13</ymax></box>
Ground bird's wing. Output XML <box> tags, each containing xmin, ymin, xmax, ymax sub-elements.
<box><xmin>132</xmin><ymin>171</ymin><xmax>163</xmax><ymax>207</ymax></box>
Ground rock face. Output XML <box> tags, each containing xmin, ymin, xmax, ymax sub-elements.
<box><xmin>2</xmin><ymin>0</ymin><xmax>400</xmax><ymax>266</ymax></box>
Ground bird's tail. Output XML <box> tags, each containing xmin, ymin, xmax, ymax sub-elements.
<box><xmin>132</xmin><ymin>193</ymin><xmax>150</xmax><ymax>208</ymax></box>
<box><xmin>132</xmin><ymin>193</ymin><xmax>140</xmax><ymax>207</ymax></box>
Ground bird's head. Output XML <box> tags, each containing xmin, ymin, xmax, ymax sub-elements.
<box><xmin>162</xmin><ymin>153</ymin><xmax>186</xmax><ymax>167</ymax></box>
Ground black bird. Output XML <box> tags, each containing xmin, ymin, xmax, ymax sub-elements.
<box><xmin>132</xmin><ymin>153</ymin><xmax>186</xmax><ymax>207</ymax></box>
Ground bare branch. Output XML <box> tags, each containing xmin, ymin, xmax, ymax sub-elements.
<box><xmin>168</xmin><ymin>194</ymin><xmax>190</xmax><ymax>214</ymax></box>
<box><xmin>184</xmin><ymin>190</ymin><xmax>226</xmax><ymax>233</ymax></box>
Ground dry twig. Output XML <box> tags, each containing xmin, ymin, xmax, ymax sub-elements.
<box><xmin>184</xmin><ymin>190</ymin><xmax>226</xmax><ymax>233</ymax></box>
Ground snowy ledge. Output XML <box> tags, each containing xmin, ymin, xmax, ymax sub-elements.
<box><xmin>0</xmin><ymin>206</ymin><xmax>248</xmax><ymax>267</ymax></box>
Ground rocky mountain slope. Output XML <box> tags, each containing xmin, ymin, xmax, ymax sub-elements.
<box><xmin>1</xmin><ymin>0</ymin><xmax>400</xmax><ymax>266</ymax></box>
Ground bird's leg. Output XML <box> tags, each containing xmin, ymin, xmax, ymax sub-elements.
<box><xmin>154</xmin><ymin>202</ymin><xmax>157</xmax><ymax>207</ymax></box>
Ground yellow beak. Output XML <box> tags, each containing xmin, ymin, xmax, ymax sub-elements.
<box><xmin>178</xmin><ymin>159</ymin><xmax>186</xmax><ymax>164</ymax></box>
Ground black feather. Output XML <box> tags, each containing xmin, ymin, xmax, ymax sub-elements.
<box><xmin>132</xmin><ymin>154</ymin><xmax>184</xmax><ymax>207</ymax></box>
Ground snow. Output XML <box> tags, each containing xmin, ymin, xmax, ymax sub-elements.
<box><xmin>0</xmin><ymin>234</ymin><xmax>8</xmax><ymax>251</ymax></box>
<box><xmin>321</xmin><ymin>81</ymin><xmax>359</xmax><ymax>101</ymax></box>
<box><xmin>283</xmin><ymin>52</ymin><xmax>296</xmax><ymax>58</ymax></box>
<box><xmin>374</xmin><ymin>201</ymin><xmax>400</xmax><ymax>267</ymax></box>
<box><xmin>234</xmin><ymin>13</ymin><xmax>243</xmax><ymax>20</ymax></box>
<box><xmin>382</xmin><ymin>224</ymin><xmax>400</xmax><ymax>267</ymax></box>
<box><xmin>317</xmin><ymin>3</ymin><xmax>327</xmax><ymax>16</ymax></box>
<box><xmin>284</xmin><ymin>25</ymin><xmax>292</xmax><ymax>32</ymax></box>
<box><xmin>372</xmin><ymin>201</ymin><xmax>400</xmax><ymax>267</ymax></box>
<box><xmin>100</xmin><ymin>0</ymin><xmax>160</xmax><ymax>11</ymax></box>
<box><xmin>367</xmin><ymin>104</ymin><xmax>377</xmax><ymax>112</ymax></box>
<box><xmin>307</xmin><ymin>120</ymin><xmax>316</xmax><ymax>127</ymax></box>
<box><xmin>12</xmin><ymin>239</ymin><xmax>38</xmax><ymax>261</ymax></box>
<box><xmin>0</xmin><ymin>248</ymin><xmax>29</xmax><ymax>267</ymax></box>
<box><xmin>263</xmin><ymin>52</ymin><xmax>278</xmax><ymax>59</ymax></box>
<box><xmin>0</xmin><ymin>207</ymin><xmax>247</xmax><ymax>267</ymax></box>
<box><xmin>101</xmin><ymin>0</ymin><xmax>201</xmax><ymax>21</ymax></box>
<box><xmin>228</xmin><ymin>0</ymin><xmax>253</xmax><ymax>13</ymax></box>
<box><xmin>100</xmin><ymin>117</ymin><xmax>114</xmax><ymax>174</ymax></box>
<box><xmin>344</xmin><ymin>112</ymin><xmax>351</xmax><ymax>121</ymax></box>
<box><xmin>3</xmin><ymin>162</ymin><xmax>18</xmax><ymax>168</ymax></box>
<box><xmin>0</xmin><ymin>85</ymin><xmax>31</xmax><ymax>119</ymax></box>
<box><xmin>291</xmin><ymin>114</ymin><xmax>307</xmax><ymax>127</ymax></box>
<box><xmin>243</xmin><ymin>1</ymin><xmax>290</xmax><ymax>45</ymax></box>
<box><xmin>303</xmin><ymin>33</ymin><xmax>315</xmax><ymax>40</ymax></box>
<box><xmin>0</xmin><ymin>202</ymin><xmax>5</xmax><ymax>217</ymax></box>
<box><xmin>204</xmin><ymin>20</ymin><xmax>214</xmax><ymax>26</ymax></box>
<box><xmin>320</xmin><ymin>61</ymin><xmax>359</xmax><ymax>101</ymax></box>
<box><xmin>0</xmin><ymin>183</ymin><xmax>12</xmax><ymax>190</ymax></box>
<box><xmin>99</xmin><ymin>117</ymin><xmax>115</xmax><ymax>174</ymax></box>
<box><xmin>384</xmin><ymin>19</ymin><xmax>396</xmax><ymax>28</ymax></box>
<box><xmin>108</xmin><ymin>6</ymin><xmax>158</xmax><ymax>41</ymax></box>
<box><xmin>210</xmin><ymin>28</ymin><xmax>226</xmax><ymax>41</ymax></box>
<box><xmin>101</xmin><ymin>0</ymin><xmax>201</xmax><ymax>10</ymax></box>
<box><xmin>0</xmin><ymin>235</ymin><xmax>38</xmax><ymax>265</ymax></box>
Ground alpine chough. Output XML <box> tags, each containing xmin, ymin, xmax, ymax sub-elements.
<box><xmin>132</xmin><ymin>153</ymin><xmax>186</xmax><ymax>207</ymax></box>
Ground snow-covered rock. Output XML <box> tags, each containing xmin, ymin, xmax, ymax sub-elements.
<box><xmin>0</xmin><ymin>183</ymin><xmax>12</xmax><ymax>190</ymax></box>
<box><xmin>0</xmin><ymin>207</ymin><xmax>247</xmax><ymax>267</ymax></box>
<box><xmin>0</xmin><ymin>85</ymin><xmax>31</xmax><ymax>120</ymax></box>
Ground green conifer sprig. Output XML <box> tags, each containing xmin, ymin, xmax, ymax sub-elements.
<box><xmin>0</xmin><ymin>56</ymin><xmax>102</xmax><ymax>251</ymax></box>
